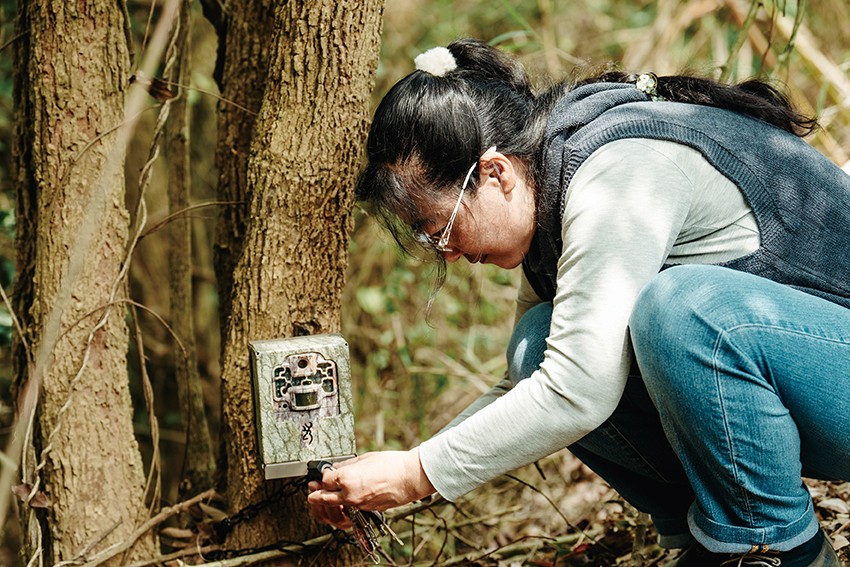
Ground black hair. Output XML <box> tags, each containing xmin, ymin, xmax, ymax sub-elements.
<box><xmin>356</xmin><ymin>39</ymin><xmax>819</xmax><ymax>275</ymax></box>
<box><xmin>356</xmin><ymin>38</ymin><xmax>537</xmax><ymax>257</ymax></box>
<box><xmin>575</xmin><ymin>71</ymin><xmax>818</xmax><ymax>136</ymax></box>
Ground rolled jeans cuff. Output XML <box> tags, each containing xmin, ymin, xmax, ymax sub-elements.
<box><xmin>687</xmin><ymin>500</ymin><xmax>821</xmax><ymax>553</ymax></box>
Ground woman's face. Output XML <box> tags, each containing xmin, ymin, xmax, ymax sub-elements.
<box><xmin>414</xmin><ymin>153</ymin><xmax>536</xmax><ymax>269</ymax></box>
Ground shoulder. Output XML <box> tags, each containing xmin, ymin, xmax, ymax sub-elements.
<box><xmin>572</xmin><ymin>138</ymin><xmax>712</xmax><ymax>188</ymax></box>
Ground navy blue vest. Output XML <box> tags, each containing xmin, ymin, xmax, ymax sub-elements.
<box><xmin>523</xmin><ymin>83</ymin><xmax>850</xmax><ymax>310</ymax></box>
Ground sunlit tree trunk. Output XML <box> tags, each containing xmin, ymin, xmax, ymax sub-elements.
<box><xmin>12</xmin><ymin>0</ymin><xmax>155</xmax><ymax>563</ymax></box>
<box><xmin>213</xmin><ymin>0</ymin><xmax>384</xmax><ymax>557</ymax></box>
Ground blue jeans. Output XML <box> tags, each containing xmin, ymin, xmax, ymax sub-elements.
<box><xmin>507</xmin><ymin>265</ymin><xmax>850</xmax><ymax>553</ymax></box>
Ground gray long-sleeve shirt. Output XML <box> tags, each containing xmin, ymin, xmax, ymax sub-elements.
<box><xmin>418</xmin><ymin>138</ymin><xmax>759</xmax><ymax>501</ymax></box>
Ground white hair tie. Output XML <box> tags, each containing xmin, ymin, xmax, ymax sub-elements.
<box><xmin>414</xmin><ymin>47</ymin><xmax>457</xmax><ymax>77</ymax></box>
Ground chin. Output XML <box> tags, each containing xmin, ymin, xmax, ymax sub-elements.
<box><xmin>492</xmin><ymin>257</ymin><xmax>522</xmax><ymax>269</ymax></box>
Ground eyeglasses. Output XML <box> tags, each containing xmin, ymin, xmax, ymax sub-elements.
<box><xmin>416</xmin><ymin>148</ymin><xmax>493</xmax><ymax>253</ymax></box>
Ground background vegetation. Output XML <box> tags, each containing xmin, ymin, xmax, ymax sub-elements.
<box><xmin>1</xmin><ymin>0</ymin><xmax>849</xmax><ymax>564</ymax></box>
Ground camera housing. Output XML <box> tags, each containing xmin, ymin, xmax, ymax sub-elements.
<box><xmin>250</xmin><ymin>334</ymin><xmax>356</xmax><ymax>479</ymax></box>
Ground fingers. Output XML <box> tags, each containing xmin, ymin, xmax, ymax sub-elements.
<box><xmin>308</xmin><ymin>451</ymin><xmax>433</xmax><ymax>517</ymax></box>
<box><xmin>308</xmin><ymin>476</ymin><xmax>352</xmax><ymax>530</ymax></box>
<box><xmin>319</xmin><ymin>467</ymin><xmax>342</xmax><ymax>491</ymax></box>
<box><xmin>310</xmin><ymin>502</ymin><xmax>351</xmax><ymax>529</ymax></box>
<box><xmin>308</xmin><ymin>486</ymin><xmax>345</xmax><ymax>507</ymax></box>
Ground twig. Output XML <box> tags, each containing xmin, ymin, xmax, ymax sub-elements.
<box><xmin>185</xmin><ymin>533</ymin><xmax>334</xmax><ymax>567</ymax></box>
<box><xmin>441</xmin><ymin>523</ymin><xmax>482</xmax><ymax>552</ymax></box>
<box><xmin>720</xmin><ymin>0</ymin><xmax>761</xmax><ymax>82</ymax></box>
<box><xmin>407</xmin><ymin>505</ymin><xmax>523</xmax><ymax>531</ymax></box>
<box><xmin>53</xmin><ymin>299</ymin><xmax>186</xmax><ymax>359</ymax></box>
<box><xmin>505</xmin><ymin>473</ymin><xmax>575</xmax><ymax>529</ymax></box>
<box><xmin>0</xmin><ymin>31</ymin><xmax>27</xmax><ymax>53</ymax></box>
<box><xmin>0</xmin><ymin>283</ymin><xmax>29</xmax><ymax>358</ymax></box>
<box><xmin>426</xmin><ymin>510</ymin><xmax>449</xmax><ymax>567</ymax></box>
<box><xmin>139</xmin><ymin>0</ymin><xmax>158</xmax><ymax>66</ymax></box>
<box><xmin>158</xmin><ymin>78</ymin><xmax>259</xmax><ymax>115</ymax></box>
<box><xmin>140</xmin><ymin>200</ymin><xmax>246</xmax><ymax>239</ymax></box>
<box><xmin>123</xmin><ymin>544</ymin><xmax>222</xmax><ymax>567</ymax></box>
<box><xmin>131</xmin><ymin>304</ymin><xmax>162</xmax><ymax>516</ymax></box>
<box><xmin>632</xmin><ymin>511</ymin><xmax>649</xmax><ymax>567</ymax></box>
<box><xmin>776</xmin><ymin>0</ymin><xmax>806</xmax><ymax>70</ymax></box>
<box><xmin>56</xmin><ymin>105</ymin><xmax>160</xmax><ymax>195</ymax></box>
<box><xmin>120</xmin><ymin>0</ymin><xmax>134</xmax><ymax>67</ymax></box>
<box><xmin>54</xmin><ymin>521</ymin><xmax>123</xmax><ymax>567</ymax></box>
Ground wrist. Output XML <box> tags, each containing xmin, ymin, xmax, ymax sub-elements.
<box><xmin>404</xmin><ymin>447</ymin><xmax>436</xmax><ymax>501</ymax></box>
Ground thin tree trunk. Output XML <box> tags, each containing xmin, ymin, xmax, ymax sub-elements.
<box><xmin>166</xmin><ymin>0</ymin><xmax>217</xmax><ymax>497</ymax></box>
<box><xmin>12</xmin><ymin>0</ymin><xmax>155</xmax><ymax>563</ymax></box>
<box><xmin>217</xmin><ymin>0</ymin><xmax>383</xmax><ymax>557</ymax></box>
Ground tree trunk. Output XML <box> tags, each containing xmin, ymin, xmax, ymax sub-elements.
<box><xmin>209</xmin><ymin>0</ymin><xmax>277</xmax><ymax>339</ymax></box>
<box><xmin>217</xmin><ymin>0</ymin><xmax>384</xmax><ymax>557</ymax></box>
<box><xmin>12</xmin><ymin>0</ymin><xmax>155</xmax><ymax>563</ymax></box>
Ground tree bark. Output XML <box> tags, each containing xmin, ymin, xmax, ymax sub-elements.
<box><xmin>216</xmin><ymin>0</ymin><xmax>384</xmax><ymax>557</ymax></box>
<box><xmin>12</xmin><ymin>0</ymin><xmax>155</xmax><ymax>563</ymax></box>
<box><xmin>210</xmin><ymin>0</ymin><xmax>277</xmax><ymax>339</ymax></box>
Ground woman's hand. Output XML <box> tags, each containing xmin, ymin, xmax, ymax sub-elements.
<box><xmin>307</xmin><ymin>448</ymin><xmax>435</xmax><ymax>527</ymax></box>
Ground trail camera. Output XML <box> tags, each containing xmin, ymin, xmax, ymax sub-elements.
<box><xmin>250</xmin><ymin>334</ymin><xmax>356</xmax><ymax>479</ymax></box>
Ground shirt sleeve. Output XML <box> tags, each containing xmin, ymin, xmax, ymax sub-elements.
<box><xmin>419</xmin><ymin>139</ymin><xmax>694</xmax><ymax>501</ymax></box>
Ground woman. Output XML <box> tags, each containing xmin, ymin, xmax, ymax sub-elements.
<box><xmin>308</xmin><ymin>38</ymin><xmax>850</xmax><ymax>566</ymax></box>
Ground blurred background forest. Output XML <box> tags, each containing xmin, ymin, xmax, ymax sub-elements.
<box><xmin>1</xmin><ymin>0</ymin><xmax>849</xmax><ymax>564</ymax></box>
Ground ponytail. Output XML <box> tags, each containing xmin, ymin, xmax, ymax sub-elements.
<box><xmin>576</xmin><ymin>71</ymin><xmax>818</xmax><ymax>136</ymax></box>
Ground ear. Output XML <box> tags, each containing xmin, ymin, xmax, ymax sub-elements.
<box><xmin>479</xmin><ymin>147</ymin><xmax>517</xmax><ymax>195</ymax></box>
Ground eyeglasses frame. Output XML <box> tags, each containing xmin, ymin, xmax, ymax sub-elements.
<box><xmin>417</xmin><ymin>147</ymin><xmax>496</xmax><ymax>253</ymax></box>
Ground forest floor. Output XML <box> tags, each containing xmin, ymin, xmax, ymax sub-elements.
<box><xmin>397</xmin><ymin>453</ymin><xmax>850</xmax><ymax>566</ymax></box>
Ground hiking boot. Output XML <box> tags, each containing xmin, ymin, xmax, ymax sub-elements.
<box><xmin>663</xmin><ymin>529</ymin><xmax>840</xmax><ymax>566</ymax></box>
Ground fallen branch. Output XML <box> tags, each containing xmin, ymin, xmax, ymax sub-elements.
<box><xmin>123</xmin><ymin>544</ymin><xmax>222</xmax><ymax>567</ymax></box>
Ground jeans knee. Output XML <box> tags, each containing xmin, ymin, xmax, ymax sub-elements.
<box><xmin>507</xmin><ymin>302</ymin><xmax>552</xmax><ymax>385</ymax></box>
<box><xmin>631</xmin><ymin>267</ymin><xmax>693</xmax><ymax>343</ymax></box>
<box><xmin>631</xmin><ymin>265</ymin><xmax>749</xmax><ymax>339</ymax></box>
<box><xmin>630</xmin><ymin>266</ymin><xmax>723</xmax><ymax>386</ymax></box>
